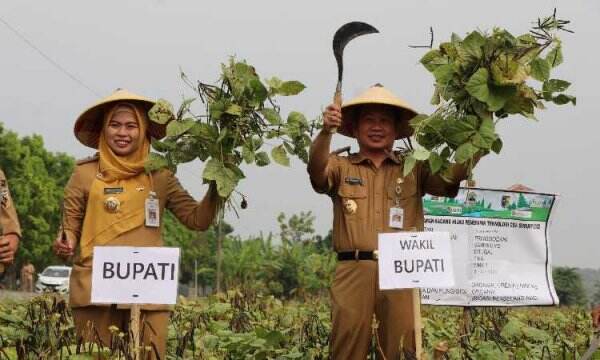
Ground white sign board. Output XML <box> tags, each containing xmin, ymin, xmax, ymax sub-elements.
<box><xmin>421</xmin><ymin>188</ymin><xmax>559</xmax><ymax>306</ymax></box>
<box><xmin>91</xmin><ymin>246</ymin><xmax>180</xmax><ymax>305</ymax></box>
<box><xmin>378</xmin><ymin>231</ymin><xmax>455</xmax><ymax>290</ymax></box>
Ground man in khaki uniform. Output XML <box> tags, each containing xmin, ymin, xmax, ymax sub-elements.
<box><xmin>0</xmin><ymin>168</ymin><xmax>22</xmax><ymax>277</ymax></box>
<box><xmin>308</xmin><ymin>84</ymin><xmax>476</xmax><ymax>359</ymax></box>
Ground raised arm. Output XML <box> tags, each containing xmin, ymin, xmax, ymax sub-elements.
<box><xmin>166</xmin><ymin>172</ymin><xmax>219</xmax><ymax>231</ymax></box>
<box><xmin>420</xmin><ymin>155</ymin><xmax>482</xmax><ymax>198</ymax></box>
<box><xmin>308</xmin><ymin>104</ymin><xmax>342</xmax><ymax>193</ymax></box>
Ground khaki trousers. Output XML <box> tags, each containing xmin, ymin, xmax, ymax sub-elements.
<box><xmin>330</xmin><ymin>260</ymin><xmax>419</xmax><ymax>360</ymax></box>
<box><xmin>72</xmin><ymin>305</ymin><xmax>169</xmax><ymax>359</ymax></box>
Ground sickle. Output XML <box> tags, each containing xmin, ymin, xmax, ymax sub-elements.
<box><xmin>331</xmin><ymin>21</ymin><xmax>379</xmax><ymax>133</ymax></box>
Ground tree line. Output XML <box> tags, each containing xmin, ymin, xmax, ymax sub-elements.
<box><xmin>0</xmin><ymin>123</ymin><xmax>596</xmax><ymax>306</ymax></box>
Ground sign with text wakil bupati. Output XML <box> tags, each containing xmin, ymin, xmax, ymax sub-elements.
<box><xmin>91</xmin><ymin>246</ymin><xmax>180</xmax><ymax>305</ymax></box>
<box><xmin>378</xmin><ymin>232</ymin><xmax>455</xmax><ymax>290</ymax></box>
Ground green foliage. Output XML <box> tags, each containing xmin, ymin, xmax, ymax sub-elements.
<box><xmin>0</xmin><ymin>124</ymin><xmax>75</xmax><ymax>274</ymax></box>
<box><xmin>410</xmin><ymin>13</ymin><xmax>575</xmax><ymax>179</ymax></box>
<box><xmin>147</xmin><ymin>58</ymin><xmax>319</xmax><ymax>201</ymax></box>
<box><xmin>1</xmin><ymin>293</ymin><xmax>599</xmax><ymax>358</ymax></box>
<box><xmin>592</xmin><ymin>281</ymin><xmax>600</xmax><ymax>306</ymax></box>
<box><xmin>553</xmin><ymin>267</ymin><xmax>588</xmax><ymax>306</ymax></box>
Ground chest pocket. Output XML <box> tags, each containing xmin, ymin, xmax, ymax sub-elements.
<box><xmin>387</xmin><ymin>175</ymin><xmax>418</xmax><ymax>204</ymax></box>
<box><xmin>338</xmin><ymin>184</ymin><xmax>367</xmax><ymax>218</ymax></box>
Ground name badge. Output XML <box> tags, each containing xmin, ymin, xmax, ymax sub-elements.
<box><xmin>145</xmin><ymin>194</ymin><xmax>160</xmax><ymax>228</ymax></box>
<box><xmin>389</xmin><ymin>207</ymin><xmax>404</xmax><ymax>229</ymax></box>
<box><xmin>104</xmin><ymin>187</ymin><xmax>124</xmax><ymax>195</ymax></box>
<box><xmin>344</xmin><ymin>177</ymin><xmax>363</xmax><ymax>185</ymax></box>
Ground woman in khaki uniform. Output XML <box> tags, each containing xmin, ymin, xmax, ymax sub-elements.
<box><xmin>53</xmin><ymin>89</ymin><xmax>218</xmax><ymax>359</ymax></box>
<box><xmin>0</xmin><ymin>168</ymin><xmax>22</xmax><ymax>276</ymax></box>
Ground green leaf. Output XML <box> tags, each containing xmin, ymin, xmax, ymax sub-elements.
<box><xmin>552</xmin><ymin>94</ymin><xmax>576</xmax><ymax>105</ymax></box>
<box><xmin>242</xmin><ymin>145</ymin><xmax>254</xmax><ymax>164</ymax></box>
<box><xmin>420</xmin><ymin>49</ymin><xmax>447</xmax><ymax>72</ymax></box>
<box><xmin>462</xmin><ymin>31</ymin><xmax>486</xmax><ymax>58</ymax></box>
<box><xmin>412</xmin><ymin>148</ymin><xmax>430</xmax><ymax>161</ymax></box>
<box><xmin>271</xmin><ymin>145</ymin><xmax>290</xmax><ymax>166</ymax></box>
<box><xmin>202</xmin><ymin>158</ymin><xmax>239</xmax><ymax>198</ymax></box>
<box><xmin>209</xmin><ymin>99</ymin><xmax>227</xmax><ymax>120</ymax></box>
<box><xmin>488</xmin><ymin>85</ymin><xmax>517</xmax><ymax>112</ymax></box>
<box><xmin>278</xmin><ymin>81</ymin><xmax>306</xmax><ymax>96</ymax></box>
<box><xmin>430</xmin><ymin>86</ymin><xmax>441</xmax><ymax>105</ymax></box>
<box><xmin>409</xmin><ymin>114</ymin><xmax>429</xmax><ymax>128</ymax></box>
<box><xmin>260</xmin><ymin>108</ymin><xmax>282</xmax><ymax>125</ymax></box>
<box><xmin>255</xmin><ymin>151</ymin><xmax>270</xmax><ymax>167</ymax></box>
<box><xmin>145</xmin><ymin>153</ymin><xmax>169</xmax><ymax>172</ymax></box>
<box><xmin>543</xmin><ymin>79</ymin><xmax>571</xmax><ymax>94</ymax></box>
<box><xmin>433</xmin><ymin>64</ymin><xmax>455</xmax><ymax>84</ymax></box>
<box><xmin>166</xmin><ymin>118</ymin><xmax>195</xmax><ymax>137</ymax></box>
<box><xmin>530</xmin><ymin>58</ymin><xmax>551</xmax><ymax>81</ymax></box>
<box><xmin>249</xmin><ymin>78</ymin><xmax>268</xmax><ymax>103</ymax></box>
<box><xmin>491</xmin><ymin>57</ymin><xmax>528</xmax><ymax>85</ymax></box>
<box><xmin>466</xmin><ymin>68</ymin><xmax>491</xmax><ymax>103</ymax></box>
<box><xmin>403</xmin><ymin>155</ymin><xmax>417</xmax><ymax>177</ymax></box>
<box><xmin>225</xmin><ymin>104</ymin><xmax>243</xmax><ymax>116</ymax></box>
<box><xmin>266</xmin><ymin>77</ymin><xmax>283</xmax><ymax>91</ymax></box>
<box><xmin>476</xmin><ymin>117</ymin><xmax>496</xmax><ymax>148</ymax></box>
<box><xmin>491</xmin><ymin>138</ymin><xmax>503</xmax><ymax>154</ymax></box>
<box><xmin>428</xmin><ymin>152</ymin><xmax>443</xmax><ymax>174</ymax></box>
<box><xmin>148</xmin><ymin>99</ymin><xmax>174</xmax><ymax>125</ymax></box>
<box><xmin>445</xmin><ymin>115</ymin><xmax>478</xmax><ymax>147</ymax></box>
<box><xmin>546</xmin><ymin>44</ymin><xmax>563</xmax><ymax>67</ymax></box>
<box><xmin>454</xmin><ymin>142</ymin><xmax>478</xmax><ymax>163</ymax></box>
<box><xmin>151</xmin><ymin>139</ymin><xmax>176</xmax><ymax>152</ymax></box>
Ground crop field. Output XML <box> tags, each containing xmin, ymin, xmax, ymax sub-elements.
<box><xmin>0</xmin><ymin>292</ymin><xmax>597</xmax><ymax>359</ymax></box>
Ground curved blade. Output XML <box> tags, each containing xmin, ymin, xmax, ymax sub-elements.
<box><xmin>333</xmin><ymin>21</ymin><xmax>379</xmax><ymax>82</ymax></box>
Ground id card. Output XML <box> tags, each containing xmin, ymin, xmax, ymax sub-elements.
<box><xmin>389</xmin><ymin>207</ymin><xmax>404</xmax><ymax>229</ymax></box>
<box><xmin>145</xmin><ymin>197</ymin><xmax>160</xmax><ymax>227</ymax></box>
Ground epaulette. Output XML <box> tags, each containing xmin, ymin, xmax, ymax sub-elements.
<box><xmin>332</xmin><ymin>146</ymin><xmax>351</xmax><ymax>156</ymax></box>
<box><xmin>76</xmin><ymin>153</ymin><xmax>99</xmax><ymax>165</ymax></box>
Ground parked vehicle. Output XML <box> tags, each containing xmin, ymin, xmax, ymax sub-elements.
<box><xmin>35</xmin><ymin>266</ymin><xmax>71</xmax><ymax>294</ymax></box>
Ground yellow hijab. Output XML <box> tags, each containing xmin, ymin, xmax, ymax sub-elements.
<box><xmin>79</xmin><ymin>103</ymin><xmax>153</xmax><ymax>259</ymax></box>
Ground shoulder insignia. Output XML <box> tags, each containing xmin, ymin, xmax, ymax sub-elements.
<box><xmin>332</xmin><ymin>146</ymin><xmax>351</xmax><ymax>156</ymax></box>
<box><xmin>76</xmin><ymin>153</ymin><xmax>99</xmax><ymax>165</ymax></box>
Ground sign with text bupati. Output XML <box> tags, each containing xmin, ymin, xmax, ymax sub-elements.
<box><xmin>420</xmin><ymin>187</ymin><xmax>559</xmax><ymax>306</ymax></box>
<box><xmin>91</xmin><ymin>246</ymin><xmax>180</xmax><ymax>305</ymax></box>
<box><xmin>378</xmin><ymin>231</ymin><xmax>455</xmax><ymax>290</ymax></box>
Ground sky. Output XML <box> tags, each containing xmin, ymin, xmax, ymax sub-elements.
<box><xmin>1</xmin><ymin>0</ymin><xmax>598</xmax><ymax>268</ymax></box>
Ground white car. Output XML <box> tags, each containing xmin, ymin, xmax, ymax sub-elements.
<box><xmin>35</xmin><ymin>265</ymin><xmax>72</xmax><ymax>294</ymax></box>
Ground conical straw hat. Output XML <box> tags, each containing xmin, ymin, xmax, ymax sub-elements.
<box><xmin>340</xmin><ymin>84</ymin><xmax>418</xmax><ymax>139</ymax></box>
<box><xmin>74</xmin><ymin>88</ymin><xmax>165</xmax><ymax>149</ymax></box>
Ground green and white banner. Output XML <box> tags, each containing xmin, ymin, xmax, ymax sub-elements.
<box><xmin>420</xmin><ymin>187</ymin><xmax>559</xmax><ymax>306</ymax></box>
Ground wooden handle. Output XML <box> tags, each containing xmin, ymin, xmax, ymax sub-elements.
<box><xmin>330</xmin><ymin>90</ymin><xmax>342</xmax><ymax>134</ymax></box>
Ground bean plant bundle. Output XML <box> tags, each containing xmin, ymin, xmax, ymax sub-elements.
<box><xmin>405</xmin><ymin>12</ymin><xmax>575</xmax><ymax>178</ymax></box>
<box><xmin>146</xmin><ymin>58</ymin><xmax>318</xmax><ymax>208</ymax></box>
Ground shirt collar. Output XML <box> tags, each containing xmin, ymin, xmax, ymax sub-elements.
<box><xmin>348</xmin><ymin>150</ymin><xmax>402</xmax><ymax>165</ymax></box>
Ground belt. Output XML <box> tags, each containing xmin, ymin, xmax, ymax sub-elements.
<box><xmin>337</xmin><ymin>250</ymin><xmax>378</xmax><ymax>261</ymax></box>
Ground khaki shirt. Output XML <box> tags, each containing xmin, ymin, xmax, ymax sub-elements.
<box><xmin>0</xmin><ymin>169</ymin><xmax>21</xmax><ymax>238</ymax></box>
<box><xmin>63</xmin><ymin>156</ymin><xmax>217</xmax><ymax>308</ymax></box>
<box><xmin>311</xmin><ymin>152</ymin><xmax>467</xmax><ymax>252</ymax></box>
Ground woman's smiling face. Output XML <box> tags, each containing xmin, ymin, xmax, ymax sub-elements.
<box><xmin>104</xmin><ymin>107</ymin><xmax>141</xmax><ymax>156</ymax></box>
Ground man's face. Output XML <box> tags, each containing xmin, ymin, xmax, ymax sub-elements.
<box><xmin>353</xmin><ymin>105</ymin><xmax>398</xmax><ymax>152</ymax></box>
<box><xmin>105</xmin><ymin>110</ymin><xmax>141</xmax><ymax>156</ymax></box>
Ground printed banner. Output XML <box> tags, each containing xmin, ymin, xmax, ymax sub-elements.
<box><xmin>420</xmin><ymin>187</ymin><xmax>559</xmax><ymax>306</ymax></box>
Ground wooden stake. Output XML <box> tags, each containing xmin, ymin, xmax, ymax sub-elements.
<box><xmin>413</xmin><ymin>288</ymin><xmax>423</xmax><ymax>360</ymax></box>
<box><xmin>130</xmin><ymin>304</ymin><xmax>141</xmax><ymax>360</ymax></box>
